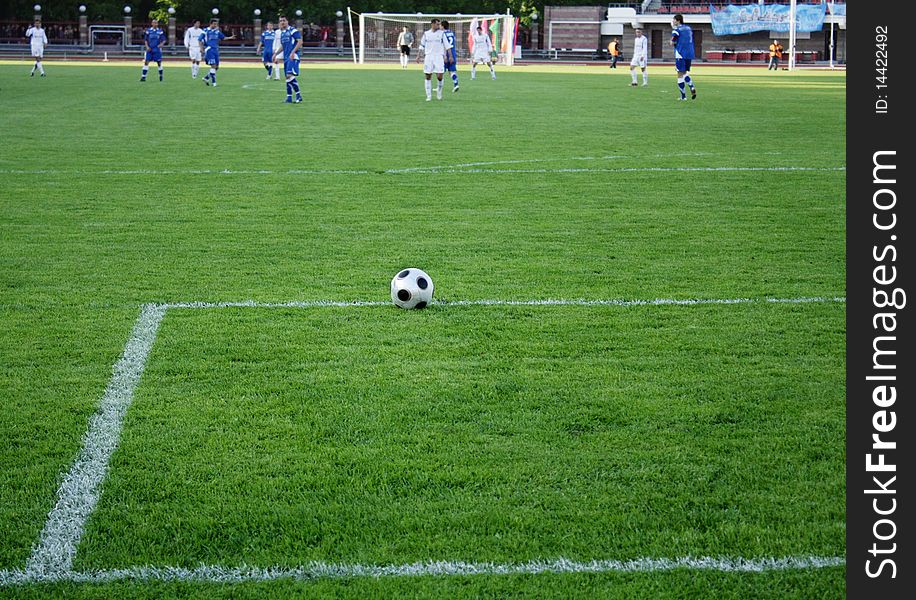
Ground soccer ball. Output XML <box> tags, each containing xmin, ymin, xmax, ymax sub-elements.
<box><xmin>390</xmin><ymin>268</ymin><xmax>434</xmax><ymax>309</ymax></box>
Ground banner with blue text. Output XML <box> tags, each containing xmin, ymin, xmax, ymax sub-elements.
<box><xmin>709</xmin><ymin>3</ymin><xmax>828</xmax><ymax>35</ymax></box>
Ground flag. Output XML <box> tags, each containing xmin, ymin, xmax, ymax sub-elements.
<box><xmin>489</xmin><ymin>19</ymin><xmax>500</xmax><ymax>54</ymax></box>
<box><xmin>513</xmin><ymin>18</ymin><xmax>519</xmax><ymax>54</ymax></box>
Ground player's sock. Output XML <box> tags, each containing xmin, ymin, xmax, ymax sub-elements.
<box><xmin>677</xmin><ymin>77</ymin><xmax>686</xmax><ymax>99</ymax></box>
<box><xmin>424</xmin><ymin>79</ymin><xmax>432</xmax><ymax>99</ymax></box>
<box><xmin>451</xmin><ymin>72</ymin><xmax>458</xmax><ymax>86</ymax></box>
<box><xmin>643</xmin><ymin>71</ymin><xmax>648</xmax><ymax>85</ymax></box>
<box><xmin>38</xmin><ymin>62</ymin><xmax>45</xmax><ymax>75</ymax></box>
<box><xmin>285</xmin><ymin>81</ymin><xmax>293</xmax><ymax>102</ymax></box>
<box><xmin>489</xmin><ymin>65</ymin><xmax>495</xmax><ymax>79</ymax></box>
<box><xmin>631</xmin><ymin>71</ymin><xmax>638</xmax><ymax>85</ymax></box>
<box><xmin>158</xmin><ymin>67</ymin><xmax>163</xmax><ymax>81</ymax></box>
<box><xmin>141</xmin><ymin>66</ymin><xmax>148</xmax><ymax>81</ymax></box>
<box><xmin>471</xmin><ymin>65</ymin><xmax>476</xmax><ymax>79</ymax></box>
<box><xmin>266</xmin><ymin>64</ymin><xmax>272</xmax><ymax>76</ymax></box>
<box><xmin>209</xmin><ymin>69</ymin><xmax>216</xmax><ymax>85</ymax></box>
<box><xmin>685</xmin><ymin>75</ymin><xmax>696</xmax><ymax>98</ymax></box>
<box><xmin>291</xmin><ymin>78</ymin><xmax>301</xmax><ymax>101</ymax></box>
<box><xmin>30</xmin><ymin>63</ymin><xmax>36</xmax><ymax>76</ymax></box>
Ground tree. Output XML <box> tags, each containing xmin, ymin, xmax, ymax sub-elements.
<box><xmin>1</xmin><ymin>1</ymin><xmax>567</xmax><ymax>24</ymax></box>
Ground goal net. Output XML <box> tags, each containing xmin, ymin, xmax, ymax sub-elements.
<box><xmin>348</xmin><ymin>10</ymin><xmax>517</xmax><ymax>66</ymax></box>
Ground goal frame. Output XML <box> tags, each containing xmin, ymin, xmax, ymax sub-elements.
<box><xmin>348</xmin><ymin>9</ymin><xmax>517</xmax><ymax>66</ymax></box>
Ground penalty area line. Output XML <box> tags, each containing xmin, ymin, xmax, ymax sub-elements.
<box><xmin>23</xmin><ymin>304</ymin><xmax>166</xmax><ymax>578</ymax></box>
<box><xmin>0</xmin><ymin>165</ymin><xmax>846</xmax><ymax>176</ymax></box>
<box><xmin>0</xmin><ymin>555</ymin><xmax>846</xmax><ymax>585</ymax></box>
<box><xmin>16</xmin><ymin>294</ymin><xmax>844</xmax><ymax>585</ymax></box>
<box><xmin>159</xmin><ymin>296</ymin><xmax>846</xmax><ymax>310</ymax></box>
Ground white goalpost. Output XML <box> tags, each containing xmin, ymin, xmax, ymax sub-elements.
<box><xmin>348</xmin><ymin>9</ymin><xmax>516</xmax><ymax>66</ymax></box>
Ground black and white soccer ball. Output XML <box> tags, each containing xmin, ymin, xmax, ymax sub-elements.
<box><xmin>390</xmin><ymin>268</ymin><xmax>434</xmax><ymax>309</ymax></box>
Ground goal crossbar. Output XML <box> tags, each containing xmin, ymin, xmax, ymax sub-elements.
<box><xmin>357</xmin><ymin>13</ymin><xmax>506</xmax><ymax>22</ymax></box>
<box><xmin>351</xmin><ymin>9</ymin><xmax>516</xmax><ymax>66</ymax></box>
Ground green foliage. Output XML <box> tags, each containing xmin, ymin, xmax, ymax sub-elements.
<box><xmin>148</xmin><ymin>0</ymin><xmax>179</xmax><ymax>23</ymax></box>
<box><xmin>2</xmin><ymin>1</ymin><xmax>555</xmax><ymax>24</ymax></box>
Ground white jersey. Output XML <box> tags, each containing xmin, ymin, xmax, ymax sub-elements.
<box><xmin>184</xmin><ymin>26</ymin><xmax>203</xmax><ymax>48</ymax></box>
<box><xmin>419</xmin><ymin>29</ymin><xmax>451</xmax><ymax>58</ymax></box>
<box><xmin>26</xmin><ymin>26</ymin><xmax>47</xmax><ymax>50</ymax></box>
<box><xmin>631</xmin><ymin>35</ymin><xmax>647</xmax><ymax>59</ymax></box>
<box><xmin>630</xmin><ymin>35</ymin><xmax>648</xmax><ymax>68</ymax></box>
<box><xmin>472</xmin><ymin>32</ymin><xmax>493</xmax><ymax>59</ymax></box>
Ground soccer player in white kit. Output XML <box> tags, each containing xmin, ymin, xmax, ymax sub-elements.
<box><xmin>25</xmin><ymin>19</ymin><xmax>48</xmax><ymax>77</ymax></box>
<box><xmin>416</xmin><ymin>19</ymin><xmax>452</xmax><ymax>101</ymax></box>
<box><xmin>629</xmin><ymin>28</ymin><xmax>648</xmax><ymax>87</ymax></box>
<box><xmin>184</xmin><ymin>20</ymin><xmax>204</xmax><ymax>78</ymax></box>
<box><xmin>470</xmin><ymin>25</ymin><xmax>495</xmax><ymax>80</ymax></box>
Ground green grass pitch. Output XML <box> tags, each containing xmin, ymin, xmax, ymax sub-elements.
<box><xmin>0</xmin><ymin>60</ymin><xmax>845</xmax><ymax>598</ymax></box>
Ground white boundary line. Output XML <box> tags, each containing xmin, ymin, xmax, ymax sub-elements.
<box><xmin>0</xmin><ymin>166</ymin><xmax>846</xmax><ymax>176</ymax></box>
<box><xmin>1</xmin><ymin>556</ymin><xmax>846</xmax><ymax>585</ymax></box>
<box><xmin>8</xmin><ymin>296</ymin><xmax>846</xmax><ymax>586</ymax></box>
<box><xmin>23</xmin><ymin>304</ymin><xmax>166</xmax><ymax>579</ymax></box>
<box><xmin>161</xmin><ymin>296</ymin><xmax>846</xmax><ymax>310</ymax></box>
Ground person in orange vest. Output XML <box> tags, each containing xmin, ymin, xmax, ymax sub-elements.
<box><xmin>768</xmin><ymin>39</ymin><xmax>784</xmax><ymax>70</ymax></box>
<box><xmin>608</xmin><ymin>38</ymin><xmax>620</xmax><ymax>68</ymax></box>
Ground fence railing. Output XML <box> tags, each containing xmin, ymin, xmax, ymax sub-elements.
<box><xmin>0</xmin><ymin>20</ymin><xmax>339</xmax><ymax>47</ymax></box>
<box><xmin>0</xmin><ymin>21</ymin><xmax>79</xmax><ymax>44</ymax></box>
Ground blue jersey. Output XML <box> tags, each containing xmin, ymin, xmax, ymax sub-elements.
<box><xmin>260</xmin><ymin>30</ymin><xmax>276</xmax><ymax>51</ymax></box>
<box><xmin>443</xmin><ymin>29</ymin><xmax>457</xmax><ymax>61</ymax></box>
<box><xmin>144</xmin><ymin>27</ymin><xmax>165</xmax><ymax>49</ymax></box>
<box><xmin>277</xmin><ymin>26</ymin><xmax>301</xmax><ymax>60</ymax></box>
<box><xmin>671</xmin><ymin>24</ymin><xmax>694</xmax><ymax>60</ymax></box>
<box><xmin>199</xmin><ymin>27</ymin><xmax>225</xmax><ymax>53</ymax></box>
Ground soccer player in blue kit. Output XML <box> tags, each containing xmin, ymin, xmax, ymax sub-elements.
<box><xmin>199</xmin><ymin>18</ymin><xmax>235</xmax><ymax>87</ymax></box>
<box><xmin>440</xmin><ymin>20</ymin><xmax>459</xmax><ymax>92</ymax></box>
<box><xmin>140</xmin><ymin>19</ymin><xmax>165</xmax><ymax>82</ymax></box>
<box><xmin>670</xmin><ymin>13</ymin><xmax>697</xmax><ymax>100</ymax></box>
<box><xmin>258</xmin><ymin>21</ymin><xmax>279</xmax><ymax>80</ymax></box>
<box><xmin>273</xmin><ymin>16</ymin><xmax>303</xmax><ymax>104</ymax></box>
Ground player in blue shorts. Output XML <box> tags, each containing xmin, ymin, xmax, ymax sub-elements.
<box><xmin>440</xmin><ymin>20</ymin><xmax>459</xmax><ymax>92</ymax></box>
<box><xmin>140</xmin><ymin>19</ymin><xmax>165</xmax><ymax>82</ymax></box>
<box><xmin>670</xmin><ymin>13</ymin><xmax>697</xmax><ymax>100</ymax></box>
<box><xmin>258</xmin><ymin>21</ymin><xmax>279</xmax><ymax>80</ymax></box>
<box><xmin>273</xmin><ymin>16</ymin><xmax>302</xmax><ymax>103</ymax></box>
<box><xmin>199</xmin><ymin>18</ymin><xmax>235</xmax><ymax>87</ymax></box>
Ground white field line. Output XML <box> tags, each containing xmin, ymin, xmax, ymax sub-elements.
<box><xmin>0</xmin><ymin>166</ymin><xmax>846</xmax><ymax>176</ymax></box>
<box><xmin>23</xmin><ymin>304</ymin><xmax>166</xmax><ymax>578</ymax></box>
<box><xmin>160</xmin><ymin>296</ymin><xmax>846</xmax><ymax>310</ymax></box>
<box><xmin>9</xmin><ymin>295</ymin><xmax>846</xmax><ymax>587</ymax></box>
<box><xmin>385</xmin><ymin>155</ymin><xmax>627</xmax><ymax>173</ymax></box>
<box><xmin>0</xmin><ymin>556</ymin><xmax>846</xmax><ymax>585</ymax></box>
<box><xmin>398</xmin><ymin>166</ymin><xmax>847</xmax><ymax>175</ymax></box>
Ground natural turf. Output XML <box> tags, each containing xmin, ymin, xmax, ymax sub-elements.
<box><xmin>0</xmin><ymin>61</ymin><xmax>845</xmax><ymax>597</ymax></box>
